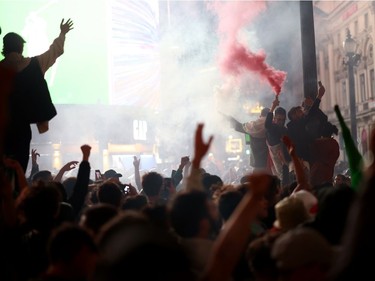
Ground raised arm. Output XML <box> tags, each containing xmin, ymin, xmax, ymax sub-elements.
<box><xmin>133</xmin><ymin>156</ymin><xmax>142</xmax><ymax>192</ymax></box>
<box><xmin>201</xmin><ymin>173</ymin><xmax>271</xmax><ymax>281</ymax></box>
<box><xmin>221</xmin><ymin>113</ymin><xmax>247</xmax><ymax>134</ymax></box>
<box><xmin>53</xmin><ymin>160</ymin><xmax>79</xmax><ymax>183</ymax></box>
<box><xmin>265</xmin><ymin>97</ymin><xmax>280</xmax><ymax>129</ymax></box>
<box><xmin>307</xmin><ymin>81</ymin><xmax>325</xmax><ymax>118</ymax></box>
<box><xmin>186</xmin><ymin>124</ymin><xmax>213</xmax><ymax>191</ymax></box>
<box><xmin>282</xmin><ymin>135</ymin><xmax>311</xmax><ymax>192</ymax></box>
<box><xmin>37</xmin><ymin>18</ymin><xmax>74</xmax><ymax>74</ymax></box>
<box><xmin>172</xmin><ymin>156</ymin><xmax>189</xmax><ymax>188</ymax></box>
<box><xmin>28</xmin><ymin>149</ymin><xmax>40</xmax><ymax>184</ymax></box>
<box><xmin>68</xmin><ymin>145</ymin><xmax>91</xmax><ymax>218</ymax></box>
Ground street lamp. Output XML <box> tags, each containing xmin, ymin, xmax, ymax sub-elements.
<box><xmin>343</xmin><ymin>29</ymin><xmax>361</xmax><ymax>146</ymax></box>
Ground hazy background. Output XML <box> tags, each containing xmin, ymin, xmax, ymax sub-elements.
<box><xmin>0</xmin><ymin>0</ymin><xmax>304</xmax><ymax>177</ymax></box>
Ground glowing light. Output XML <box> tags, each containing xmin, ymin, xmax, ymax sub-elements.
<box><xmin>110</xmin><ymin>0</ymin><xmax>160</xmax><ymax>108</ymax></box>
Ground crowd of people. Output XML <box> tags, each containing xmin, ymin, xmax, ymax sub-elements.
<box><xmin>1</xmin><ymin>18</ymin><xmax>374</xmax><ymax>281</ymax></box>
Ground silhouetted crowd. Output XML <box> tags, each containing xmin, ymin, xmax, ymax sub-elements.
<box><xmin>1</xmin><ymin>19</ymin><xmax>374</xmax><ymax>281</ymax></box>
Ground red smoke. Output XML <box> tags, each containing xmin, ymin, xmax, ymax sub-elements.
<box><xmin>209</xmin><ymin>1</ymin><xmax>287</xmax><ymax>96</ymax></box>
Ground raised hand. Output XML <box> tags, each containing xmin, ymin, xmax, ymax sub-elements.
<box><xmin>317</xmin><ymin>81</ymin><xmax>325</xmax><ymax>99</ymax></box>
<box><xmin>127</xmin><ymin>183</ymin><xmax>139</xmax><ymax>196</ymax></box>
<box><xmin>60</xmin><ymin>18</ymin><xmax>74</xmax><ymax>35</ymax></box>
<box><xmin>179</xmin><ymin>156</ymin><xmax>190</xmax><ymax>169</ymax></box>
<box><xmin>271</xmin><ymin>96</ymin><xmax>280</xmax><ymax>112</ymax></box>
<box><xmin>193</xmin><ymin>123</ymin><xmax>213</xmax><ymax>168</ymax></box>
<box><xmin>62</xmin><ymin>161</ymin><xmax>79</xmax><ymax>171</ymax></box>
<box><xmin>31</xmin><ymin>149</ymin><xmax>40</xmax><ymax>166</ymax></box>
<box><xmin>133</xmin><ymin>156</ymin><xmax>140</xmax><ymax>168</ymax></box>
<box><xmin>81</xmin><ymin>144</ymin><xmax>91</xmax><ymax>161</ymax></box>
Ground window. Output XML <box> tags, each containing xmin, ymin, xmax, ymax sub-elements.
<box><xmin>360</xmin><ymin>73</ymin><xmax>366</xmax><ymax>101</ymax></box>
<box><xmin>370</xmin><ymin>69</ymin><xmax>375</xmax><ymax>99</ymax></box>
<box><xmin>133</xmin><ymin>120</ymin><xmax>147</xmax><ymax>141</ymax></box>
<box><xmin>365</xmin><ymin>13</ymin><xmax>369</xmax><ymax>29</ymax></box>
<box><xmin>354</xmin><ymin>20</ymin><xmax>358</xmax><ymax>35</ymax></box>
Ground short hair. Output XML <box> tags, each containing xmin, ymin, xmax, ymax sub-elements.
<box><xmin>170</xmin><ymin>191</ymin><xmax>210</xmax><ymax>238</ymax></box>
<box><xmin>31</xmin><ymin>170</ymin><xmax>53</xmax><ymax>183</ymax></box>
<box><xmin>287</xmin><ymin>106</ymin><xmax>301</xmax><ymax>121</ymax></box>
<box><xmin>80</xmin><ymin>203</ymin><xmax>119</xmax><ymax>235</ymax></box>
<box><xmin>122</xmin><ymin>195</ymin><xmax>148</xmax><ymax>211</ymax></box>
<box><xmin>95</xmin><ymin>212</ymin><xmax>192</xmax><ymax>281</ymax></box>
<box><xmin>97</xmin><ymin>181</ymin><xmax>123</xmax><ymax>207</ymax></box>
<box><xmin>275</xmin><ymin>107</ymin><xmax>286</xmax><ymax>116</ymax></box>
<box><xmin>142</xmin><ymin>172</ymin><xmax>163</xmax><ymax>197</ymax></box>
<box><xmin>218</xmin><ymin>190</ymin><xmax>243</xmax><ymax>221</ymax></box>
<box><xmin>62</xmin><ymin>177</ymin><xmax>77</xmax><ymax>199</ymax></box>
<box><xmin>16</xmin><ymin>181</ymin><xmax>61</xmax><ymax>228</ymax></box>
<box><xmin>202</xmin><ymin>174</ymin><xmax>223</xmax><ymax>195</ymax></box>
<box><xmin>48</xmin><ymin>223</ymin><xmax>97</xmax><ymax>264</ymax></box>
<box><xmin>2</xmin><ymin>32</ymin><xmax>25</xmax><ymax>56</ymax></box>
<box><xmin>247</xmin><ymin>232</ymin><xmax>281</xmax><ymax>279</ymax></box>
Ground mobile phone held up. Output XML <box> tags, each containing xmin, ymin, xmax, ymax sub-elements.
<box><xmin>161</xmin><ymin>177</ymin><xmax>173</xmax><ymax>200</ymax></box>
<box><xmin>95</xmin><ymin>169</ymin><xmax>103</xmax><ymax>181</ymax></box>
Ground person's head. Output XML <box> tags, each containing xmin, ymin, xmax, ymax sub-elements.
<box><xmin>31</xmin><ymin>170</ymin><xmax>53</xmax><ymax>184</ymax></box>
<box><xmin>2</xmin><ymin>32</ymin><xmax>25</xmax><ymax>56</ymax></box>
<box><xmin>97</xmin><ymin>181</ymin><xmax>124</xmax><ymax>208</ymax></box>
<box><xmin>122</xmin><ymin>194</ymin><xmax>148</xmax><ymax>211</ymax></box>
<box><xmin>141</xmin><ymin>171</ymin><xmax>164</xmax><ymax>198</ymax></box>
<box><xmin>238</xmin><ymin>181</ymin><xmax>269</xmax><ymax>220</ymax></box>
<box><xmin>103</xmin><ymin>169</ymin><xmax>122</xmax><ymax>184</ymax></box>
<box><xmin>290</xmin><ymin>190</ymin><xmax>318</xmax><ymax>218</ymax></box>
<box><xmin>333</xmin><ymin>174</ymin><xmax>351</xmax><ymax>187</ymax></box>
<box><xmin>202</xmin><ymin>174</ymin><xmax>223</xmax><ymax>196</ymax></box>
<box><xmin>79</xmin><ymin>203</ymin><xmax>119</xmax><ymax>237</ymax></box>
<box><xmin>62</xmin><ymin>177</ymin><xmax>77</xmax><ymax>199</ymax></box>
<box><xmin>170</xmin><ymin>191</ymin><xmax>214</xmax><ymax>239</ymax></box>
<box><xmin>271</xmin><ymin>228</ymin><xmax>335</xmax><ymax>280</ymax></box>
<box><xmin>314</xmin><ymin>185</ymin><xmax>355</xmax><ymax>245</ymax></box>
<box><xmin>96</xmin><ymin>212</ymin><xmax>192</xmax><ymax>281</ymax></box>
<box><xmin>218</xmin><ymin>190</ymin><xmax>243</xmax><ymax>222</ymax></box>
<box><xmin>261</xmin><ymin>107</ymin><xmax>271</xmax><ymax>117</ymax></box>
<box><xmin>142</xmin><ymin>204</ymin><xmax>170</xmax><ymax>230</ymax></box>
<box><xmin>247</xmin><ymin>232</ymin><xmax>282</xmax><ymax>280</ymax></box>
<box><xmin>287</xmin><ymin>106</ymin><xmax>304</xmax><ymax>121</ymax></box>
<box><xmin>47</xmin><ymin>223</ymin><xmax>98</xmax><ymax>279</ymax></box>
<box><xmin>273</xmin><ymin>196</ymin><xmax>311</xmax><ymax>231</ymax></box>
<box><xmin>16</xmin><ymin>181</ymin><xmax>61</xmax><ymax>229</ymax></box>
<box><xmin>274</xmin><ymin>107</ymin><xmax>287</xmax><ymax>127</ymax></box>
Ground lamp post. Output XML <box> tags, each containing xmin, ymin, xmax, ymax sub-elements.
<box><xmin>343</xmin><ymin>29</ymin><xmax>361</xmax><ymax>146</ymax></box>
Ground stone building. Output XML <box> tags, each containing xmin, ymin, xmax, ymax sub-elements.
<box><xmin>314</xmin><ymin>1</ymin><xmax>375</xmax><ymax>162</ymax></box>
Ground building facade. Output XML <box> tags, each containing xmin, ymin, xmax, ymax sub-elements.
<box><xmin>314</xmin><ymin>1</ymin><xmax>375</xmax><ymax>162</ymax></box>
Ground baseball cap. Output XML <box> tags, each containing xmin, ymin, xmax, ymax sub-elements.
<box><xmin>273</xmin><ymin>197</ymin><xmax>311</xmax><ymax>230</ymax></box>
<box><xmin>290</xmin><ymin>190</ymin><xmax>318</xmax><ymax>216</ymax></box>
<box><xmin>3</xmin><ymin>32</ymin><xmax>26</xmax><ymax>44</ymax></box>
<box><xmin>104</xmin><ymin>169</ymin><xmax>122</xmax><ymax>179</ymax></box>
